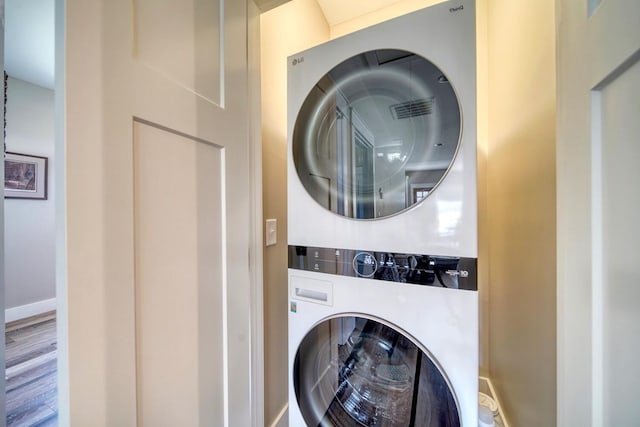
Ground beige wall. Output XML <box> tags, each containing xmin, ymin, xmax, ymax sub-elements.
<box><xmin>260</xmin><ymin>2</ymin><xmax>329</xmax><ymax>424</ymax></box>
<box><xmin>485</xmin><ymin>0</ymin><xmax>557</xmax><ymax>425</ymax></box>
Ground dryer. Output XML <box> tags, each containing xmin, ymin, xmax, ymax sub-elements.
<box><xmin>287</xmin><ymin>1</ymin><xmax>478</xmax><ymax>426</ymax></box>
<box><xmin>287</xmin><ymin>0</ymin><xmax>477</xmax><ymax>257</ymax></box>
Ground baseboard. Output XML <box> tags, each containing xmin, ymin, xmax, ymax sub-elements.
<box><xmin>5</xmin><ymin>298</ymin><xmax>57</xmax><ymax>323</ymax></box>
<box><xmin>269</xmin><ymin>403</ymin><xmax>288</xmax><ymax>427</ymax></box>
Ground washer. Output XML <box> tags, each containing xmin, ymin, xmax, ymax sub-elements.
<box><xmin>288</xmin><ymin>248</ymin><xmax>478</xmax><ymax>426</ymax></box>
<box><xmin>287</xmin><ymin>1</ymin><xmax>477</xmax><ymax>425</ymax></box>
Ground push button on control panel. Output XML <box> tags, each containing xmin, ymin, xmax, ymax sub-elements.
<box><xmin>352</xmin><ymin>252</ymin><xmax>378</xmax><ymax>277</ymax></box>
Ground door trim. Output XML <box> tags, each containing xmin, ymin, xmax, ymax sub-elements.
<box><xmin>248</xmin><ymin>1</ymin><xmax>265</xmax><ymax>426</ymax></box>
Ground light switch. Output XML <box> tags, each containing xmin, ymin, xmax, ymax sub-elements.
<box><xmin>266</xmin><ymin>219</ymin><xmax>277</xmax><ymax>246</ymax></box>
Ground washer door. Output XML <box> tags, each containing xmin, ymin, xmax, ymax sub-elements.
<box><xmin>292</xmin><ymin>49</ymin><xmax>462</xmax><ymax>220</ymax></box>
<box><xmin>294</xmin><ymin>315</ymin><xmax>460</xmax><ymax>426</ymax></box>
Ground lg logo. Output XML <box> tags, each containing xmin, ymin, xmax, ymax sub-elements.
<box><xmin>449</xmin><ymin>5</ymin><xmax>464</xmax><ymax>13</ymax></box>
<box><xmin>292</xmin><ymin>56</ymin><xmax>305</xmax><ymax>66</ymax></box>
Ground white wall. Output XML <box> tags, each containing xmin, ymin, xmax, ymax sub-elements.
<box><xmin>4</xmin><ymin>76</ymin><xmax>56</xmax><ymax>313</ymax></box>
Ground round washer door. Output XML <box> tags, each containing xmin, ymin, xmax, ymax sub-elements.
<box><xmin>293</xmin><ymin>315</ymin><xmax>460</xmax><ymax>426</ymax></box>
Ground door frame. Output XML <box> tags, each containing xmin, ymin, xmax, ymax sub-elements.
<box><xmin>248</xmin><ymin>1</ymin><xmax>265</xmax><ymax>425</ymax></box>
<box><xmin>53</xmin><ymin>0</ymin><xmax>68</xmax><ymax>421</ymax></box>
<box><xmin>0</xmin><ymin>0</ymin><xmax>6</xmax><ymax>421</ymax></box>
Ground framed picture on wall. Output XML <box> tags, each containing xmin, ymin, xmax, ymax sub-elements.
<box><xmin>4</xmin><ymin>152</ymin><xmax>48</xmax><ymax>200</ymax></box>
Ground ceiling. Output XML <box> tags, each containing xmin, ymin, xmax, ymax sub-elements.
<box><xmin>255</xmin><ymin>0</ymin><xmax>405</xmax><ymax>25</ymax></box>
<box><xmin>4</xmin><ymin>0</ymin><xmax>401</xmax><ymax>90</ymax></box>
<box><xmin>315</xmin><ymin>0</ymin><xmax>404</xmax><ymax>26</ymax></box>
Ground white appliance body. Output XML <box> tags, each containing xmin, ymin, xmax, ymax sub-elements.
<box><xmin>287</xmin><ymin>0</ymin><xmax>477</xmax><ymax>257</ymax></box>
<box><xmin>288</xmin><ymin>268</ymin><xmax>478</xmax><ymax>426</ymax></box>
<box><xmin>287</xmin><ymin>1</ymin><xmax>478</xmax><ymax>426</ymax></box>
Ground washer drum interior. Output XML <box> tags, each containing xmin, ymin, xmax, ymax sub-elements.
<box><xmin>294</xmin><ymin>315</ymin><xmax>461</xmax><ymax>426</ymax></box>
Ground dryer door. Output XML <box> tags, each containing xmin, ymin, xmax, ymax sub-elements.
<box><xmin>293</xmin><ymin>315</ymin><xmax>460</xmax><ymax>426</ymax></box>
<box><xmin>292</xmin><ymin>49</ymin><xmax>462</xmax><ymax>220</ymax></box>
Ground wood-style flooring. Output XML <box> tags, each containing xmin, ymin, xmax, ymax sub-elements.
<box><xmin>5</xmin><ymin>311</ymin><xmax>58</xmax><ymax>426</ymax></box>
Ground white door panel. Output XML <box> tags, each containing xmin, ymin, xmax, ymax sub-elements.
<box><xmin>596</xmin><ymin>57</ymin><xmax>640</xmax><ymax>425</ymax></box>
<box><xmin>133</xmin><ymin>122</ymin><xmax>225</xmax><ymax>426</ymax></box>
<box><xmin>134</xmin><ymin>0</ymin><xmax>222</xmax><ymax>105</ymax></box>
<box><xmin>64</xmin><ymin>0</ymin><xmax>252</xmax><ymax>424</ymax></box>
<box><xmin>557</xmin><ymin>0</ymin><xmax>640</xmax><ymax>424</ymax></box>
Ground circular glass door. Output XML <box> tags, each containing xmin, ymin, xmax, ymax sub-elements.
<box><xmin>293</xmin><ymin>49</ymin><xmax>461</xmax><ymax>219</ymax></box>
<box><xmin>293</xmin><ymin>315</ymin><xmax>460</xmax><ymax>426</ymax></box>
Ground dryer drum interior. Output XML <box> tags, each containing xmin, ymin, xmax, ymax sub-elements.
<box><xmin>292</xmin><ymin>49</ymin><xmax>462</xmax><ymax>220</ymax></box>
<box><xmin>293</xmin><ymin>315</ymin><xmax>461</xmax><ymax>426</ymax></box>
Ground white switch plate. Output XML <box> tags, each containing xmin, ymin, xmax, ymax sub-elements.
<box><xmin>266</xmin><ymin>219</ymin><xmax>277</xmax><ymax>246</ymax></box>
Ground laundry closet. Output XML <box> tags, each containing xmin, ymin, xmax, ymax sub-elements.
<box><xmin>261</xmin><ymin>1</ymin><xmax>557</xmax><ymax>426</ymax></box>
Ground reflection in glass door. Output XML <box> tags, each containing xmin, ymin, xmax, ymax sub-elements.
<box><xmin>353</xmin><ymin>129</ymin><xmax>374</xmax><ymax>219</ymax></box>
<box><xmin>292</xmin><ymin>49</ymin><xmax>462</xmax><ymax>220</ymax></box>
<box><xmin>294</xmin><ymin>315</ymin><xmax>461</xmax><ymax>426</ymax></box>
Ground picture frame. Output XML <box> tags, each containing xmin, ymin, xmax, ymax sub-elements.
<box><xmin>4</xmin><ymin>152</ymin><xmax>48</xmax><ymax>200</ymax></box>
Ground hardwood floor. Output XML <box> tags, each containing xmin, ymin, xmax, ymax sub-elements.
<box><xmin>5</xmin><ymin>312</ymin><xmax>58</xmax><ymax>426</ymax></box>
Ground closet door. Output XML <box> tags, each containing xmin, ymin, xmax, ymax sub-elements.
<box><xmin>557</xmin><ymin>0</ymin><xmax>640</xmax><ymax>424</ymax></box>
<box><xmin>63</xmin><ymin>1</ymin><xmax>252</xmax><ymax>425</ymax></box>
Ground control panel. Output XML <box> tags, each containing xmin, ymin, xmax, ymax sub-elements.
<box><xmin>288</xmin><ymin>245</ymin><xmax>477</xmax><ymax>291</ymax></box>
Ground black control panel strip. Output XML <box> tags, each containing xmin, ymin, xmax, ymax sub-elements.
<box><xmin>288</xmin><ymin>245</ymin><xmax>477</xmax><ymax>291</ymax></box>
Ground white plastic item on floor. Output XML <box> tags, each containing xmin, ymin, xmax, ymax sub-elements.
<box><xmin>479</xmin><ymin>376</ymin><xmax>509</xmax><ymax>427</ymax></box>
<box><xmin>479</xmin><ymin>405</ymin><xmax>496</xmax><ymax>427</ymax></box>
<box><xmin>479</xmin><ymin>391</ymin><xmax>499</xmax><ymax>415</ymax></box>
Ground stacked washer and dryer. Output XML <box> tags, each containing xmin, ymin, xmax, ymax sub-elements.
<box><xmin>287</xmin><ymin>1</ymin><xmax>478</xmax><ymax>425</ymax></box>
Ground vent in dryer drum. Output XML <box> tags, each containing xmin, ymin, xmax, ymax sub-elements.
<box><xmin>390</xmin><ymin>97</ymin><xmax>434</xmax><ymax>119</ymax></box>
